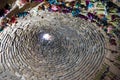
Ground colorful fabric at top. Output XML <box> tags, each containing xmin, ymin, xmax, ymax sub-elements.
<box><xmin>75</xmin><ymin>2</ymin><xmax>81</xmax><ymax>8</ymax></box>
<box><xmin>48</xmin><ymin>0</ymin><xmax>58</xmax><ymax>4</ymax></box>
<box><xmin>34</xmin><ymin>0</ymin><xmax>44</xmax><ymax>2</ymax></box>
<box><xmin>72</xmin><ymin>9</ymin><xmax>80</xmax><ymax>16</ymax></box>
<box><xmin>88</xmin><ymin>2</ymin><xmax>94</xmax><ymax>9</ymax></box>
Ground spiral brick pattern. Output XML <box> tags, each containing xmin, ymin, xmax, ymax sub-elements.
<box><xmin>0</xmin><ymin>11</ymin><xmax>106</xmax><ymax>80</ymax></box>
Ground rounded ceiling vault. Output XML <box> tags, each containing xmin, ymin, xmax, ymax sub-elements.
<box><xmin>0</xmin><ymin>11</ymin><xmax>106</xmax><ymax>80</ymax></box>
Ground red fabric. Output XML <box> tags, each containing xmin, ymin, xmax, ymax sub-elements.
<box><xmin>4</xmin><ymin>9</ymin><xmax>9</xmax><ymax>14</ymax></box>
<box><xmin>10</xmin><ymin>16</ymin><xmax>17</xmax><ymax>23</ymax></box>
<box><xmin>21</xmin><ymin>0</ymin><xmax>28</xmax><ymax>4</ymax></box>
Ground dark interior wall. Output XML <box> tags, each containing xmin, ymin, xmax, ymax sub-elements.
<box><xmin>0</xmin><ymin>0</ymin><xmax>16</xmax><ymax>9</ymax></box>
<box><xmin>0</xmin><ymin>0</ymin><xmax>7</xmax><ymax>9</ymax></box>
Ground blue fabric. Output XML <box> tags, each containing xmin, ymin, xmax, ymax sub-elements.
<box><xmin>75</xmin><ymin>2</ymin><xmax>81</xmax><ymax>8</ymax></box>
<box><xmin>72</xmin><ymin>9</ymin><xmax>80</xmax><ymax>16</ymax></box>
<box><xmin>56</xmin><ymin>2</ymin><xmax>65</xmax><ymax>5</ymax></box>
<box><xmin>0</xmin><ymin>27</ymin><xmax>3</xmax><ymax>32</ymax></box>
<box><xmin>88</xmin><ymin>2</ymin><xmax>93</xmax><ymax>9</ymax></box>
<box><xmin>17</xmin><ymin>12</ymin><xmax>28</xmax><ymax>17</ymax></box>
<box><xmin>48</xmin><ymin>0</ymin><xmax>57</xmax><ymax>4</ymax></box>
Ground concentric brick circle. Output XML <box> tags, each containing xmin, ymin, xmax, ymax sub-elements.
<box><xmin>0</xmin><ymin>11</ymin><xmax>106</xmax><ymax>80</ymax></box>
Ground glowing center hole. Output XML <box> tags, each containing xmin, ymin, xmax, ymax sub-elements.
<box><xmin>42</xmin><ymin>33</ymin><xmax>52</xmax><ymax>40</ymax></box>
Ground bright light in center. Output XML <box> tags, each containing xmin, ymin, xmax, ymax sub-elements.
<box><xmin>42</xmin><ymin>33</ymin><xmax>52</xmax><ymax>40</ymax></box>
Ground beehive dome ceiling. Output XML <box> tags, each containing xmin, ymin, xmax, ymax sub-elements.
<box><xmin>0</xmin><ymin>0</ymin><xmax>120</xmax><ymax>80</ymax></box>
